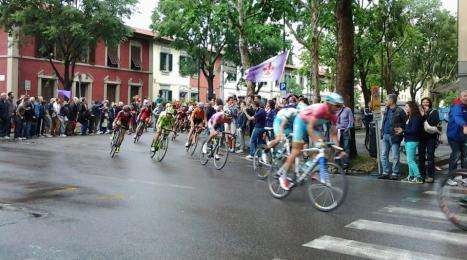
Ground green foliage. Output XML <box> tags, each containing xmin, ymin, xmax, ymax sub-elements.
<box><xmin>0</xmin><ymin>0</ymin><xmax>135</xmax><ymax>90</ymax></box>
<box><xmin>152</xmin><ymin>0</ymin><xmax>231</xmax><ymax>98</ymax></box>
<box><xmin>286</xmin><ymin>78</ymin><xmax>303</xmax><ymax>96</ymax></box>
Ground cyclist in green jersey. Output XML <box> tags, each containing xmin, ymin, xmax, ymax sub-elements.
<box><xmin>151</xmin><ymin>104</ymin><xmax>176</xmax><ymax>152</ymax></box>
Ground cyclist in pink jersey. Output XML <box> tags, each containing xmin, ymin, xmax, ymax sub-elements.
<box><xmin>278</xmin><ymin>93</ymin><xmax>347</xmax><ymax>190</ymax></box>
<box><xmin>202</xmin><ymin>110</ymin><xmax>233</xmax><ymax>155</ymax></box>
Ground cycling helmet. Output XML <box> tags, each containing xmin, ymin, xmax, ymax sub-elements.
<box><xmin>325</xmin><ymin>93</ymin><xmax>344</xmax><ymax>105</ymax></box>
<box><xmin>223</xmin><ymin>109</ymin><xmax>233</xmax><ymax>117</ymax></box>
<box><xmin>123</xmin><ymin>105</ymin><xmax>130</xmax><ymax>112</ymax></box>
<box><xmin>143</xmin><ymin>99</ymin><xmax>150</xmax><ymax>107</ymax></box>
<box><xmin>165</xmin><ymin>103</ymin><xmax>172</xmax><ymax>108</ymax></box>
<box><xmin>165</xmin><ymin>106</ymin><xmax>175</xmax><ymax>115</ymax></box>
<box><xmin>197</xmin><ymin>102</ymin><xmax>205</xmax><ymax>109</ymax></box>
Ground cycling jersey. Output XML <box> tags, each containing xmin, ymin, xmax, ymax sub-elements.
<box><xmin>139</xmin><ymin>107</ymin><xmax>151</xmax><ymax>122</ymax></box>
<box><xmin>208</xmin><ymin>112</ymin><xmax>231</xmax><ymax>131</ymax></box>
<box><xmin>115</xmin><ymin>111</ymin><xmax>132</xmax><ymax>129</ymax></box>
<box><xmin>156</xmin><ymin>111</ymin><xmax>175</xmax><ymax>130</ymax></box>
<box><xmin>191</xmin><ymin>107</ymin><xmax>205</xmax><ymax>121</ymax></box>
<box><xmin>293</xmin><ymin>103</ymin><xmax>337</xmax><ymax>143</ymax></box>
<box><xmin>273</xmin><ymin>108</ymin><xmax>298</xmax><ymax>136</ymax></box>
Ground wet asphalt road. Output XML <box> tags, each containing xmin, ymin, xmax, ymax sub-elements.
<box><xmin>0</xmin><ymin>133</ymin><xmax>465</xmax><ymax>259</ymax></box>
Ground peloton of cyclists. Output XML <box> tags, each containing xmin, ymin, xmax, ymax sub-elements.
<box><xmin>151</xmin><ymin>104</ymin><xmax>176</xmax><ymax>152</ymax></box>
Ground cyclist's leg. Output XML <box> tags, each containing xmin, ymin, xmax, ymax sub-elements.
<box><xmin>117</xmin><ymin>128</ymin><xmax>126</xmax><ymax>150</ymax></box>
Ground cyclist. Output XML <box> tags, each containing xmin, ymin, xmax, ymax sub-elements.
<box><xmin>202</xmin><ymin>109</ymin><xmax>233</xmax><ymax>159</ymax></box>
<box><xmin>135</xmin><ymin>100</ymin><xmax>152</xmax><ymax>135</ymax></box>
<box><xmin>264</xmin><ymin>107</ymin><xmax>299</xmax><ymax>154</ymax></box>
<box><xmin>151</xmin><ymin>104</ymin><xmax>176</xmax><ymax>152</ymax></box>
<box><xmin>112</xmin><ymin>105</ymin><xmax>133</xmax><ymax>153</ymax></box>
<box><xmin>185</xmin><ymin>102</ymin><xmax>206</xmax><ymax>148</ymax></box>
<box><xmin>277</xmin><ymin>93</ymin><xmax>347</xmax><ymax>190</ymax></box>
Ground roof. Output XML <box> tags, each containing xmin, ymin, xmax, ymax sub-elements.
<box><xmin>132</xmin><ymin>27</ymin><xmax>155</xmax><ymax>37</ymax></box>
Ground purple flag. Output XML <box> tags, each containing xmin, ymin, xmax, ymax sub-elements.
<box><xmin>245</xmin><ymin>50</ymin><xmax>289</xmax><ymax>83</ymax></box>
<box><xmin>58</xmin><ymin>90</ymin><xmax>71</xmax><ymax>99</ymax></box>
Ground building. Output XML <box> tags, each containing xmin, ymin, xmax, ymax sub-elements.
<box><xmin>459</xmin><ymin>0</ymin><xmax>467</xmax><ymax>90</ymax></box>
<box><xmin>0</xmin><ymin>28</ymin><xmax>154</xmax><ymax>105</ymax></box>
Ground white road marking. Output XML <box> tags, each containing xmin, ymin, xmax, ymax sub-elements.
<box><xmin>380</xmin><ymin>206</ymin><xmax>467</xmax><ymax>223</ymax></box>
<box><xmin>424</xmin><ymin>190</ymin><xmax>465</xmax><ymax>199</ymax></box>
<box><xmin>346</xmin><ymin>219</ymin><xmax>467</xmax><ymax>247</ymax></box>
<box><xmin>303</xmin><ymin>235</ymin><xmax>458</xmax><ymax>260</ymax></box>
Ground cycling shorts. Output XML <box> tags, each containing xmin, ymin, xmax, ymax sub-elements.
<box><xmin>273</xmin><ymin>117</ymin><xmax>292</xmax><ymax>137</ymax></box>
<box><xmin>193</xmin><ymin>118</ymin><xmax>203</xmax><ymax>125</ymax></box>
<box><xmin>292</xmin><ymin>116</ymin><xmax>311</xmax><ymax>144</ymax></box>
<box><xmin>209</xmin><ymin>123</ymin><xmax>224</xmax><ymax>133</ymax></box>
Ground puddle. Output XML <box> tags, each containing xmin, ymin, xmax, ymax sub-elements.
<box><xmin>0</xmin><ymin>203</ymin><xmax>48</xmax><ymax>219</ymax></box>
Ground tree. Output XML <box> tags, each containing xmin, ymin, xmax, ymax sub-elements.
<box><xmin>224</xmin><ymin>0</ymin><xmax>286</xmax><ymax>95</ymax></box>
<box><xmin>286</xmin><ymin>77</ymin><xmax>304</xmax><ymax>96</ymax></box>
<box><xmin>335</xmin><ymin>0</ymin><xmax>356</xmax><ymax>157</ymax></box>
<box><xmin>0</xmin><ymin>0</ymin><xmax>136</xmax><ymax>91</ymax></box>
<box><xmin>152</xmin><ymin>0</ymin><xmax>231</xmax><ymax>100</ymax></box>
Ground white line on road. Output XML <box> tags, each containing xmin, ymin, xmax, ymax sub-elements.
<box><xmin>346</xmin><ymin>219</ymin><xmax>467</xmax><ymax>247</ymax></box>
<box><xmin>424</xmin><ymin>190</ymin><xmax>465</xmax><ymax>199</ymax></box>
<box><xmin>303</xmin><ymin>235</ymin><xmax>458</xmax><ymax>260</ymax></box>
<box><xmin>380</xmin><ymin>206</ymin><xmax>467</xmax><ymax>223</ymax></box>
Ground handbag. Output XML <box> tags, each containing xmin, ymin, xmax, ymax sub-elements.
<box><xmin>423</xmin><ymin>109</ymin><xmax>439</xmax><ymax>134</ymax></box>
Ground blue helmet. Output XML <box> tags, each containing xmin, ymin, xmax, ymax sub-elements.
<box><xmin>325</xmin><ymin>93</ymin><xmax>344</xmax><ymax>105</ymax></box>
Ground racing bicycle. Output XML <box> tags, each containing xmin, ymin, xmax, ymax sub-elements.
<box><xmin>150</xmin><ymin>128</ymin><xmax>174</xmax><ymax>162</ymax></box>
<box><xmin>133</xmin><ymin>120</ymin><xmax>147</xmax><ymax>143</ymax></box>
<box><xmin>110</xmin><ymin>127</ymin><xmax>126</xmax><ymax>158</ymax></box>
<box><xmin>438</xmin><ymin>169</ymin><xmax>467</xmax><ymax>230</ymax></box>
<box><xmin>267</xmin><ymin>142</ymin><xmax>348</xmax><ymax>212</ymax></box>
<box><xmin>186</xmin><ymin>125</ymin><xmax>205</xmax><ymax>156</ymax></box>
<box><xmin>200</xmin><ymin>132</ymin><xmax>236</xmax><ymax>170</ymax></box>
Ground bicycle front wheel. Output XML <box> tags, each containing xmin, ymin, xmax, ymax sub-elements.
<box><xmin>188</xmin><ymin>133</ymin><xmax>199</xmax><ymax>157</ymax></box>
<box><xmin>307</xmin><ymin>162</ymin><xmax>347</xmax><ymax>212</ymax></box>
<box><xmin>267</xmin><ymin>170</ymin><xmax>291</xmax><ymax>199</ymax></box>
<box><xmin>199</xmin><ymin>140</ymin><xmax>210</xmax><ymax>165</ymax></box>
<box><xmin>438</xmin><ymin>169</ymin><xmax>467</xmax><ymax>231</ymax></box>
<box><xmin>155</xmin><ymin>135</ymin><xmax>169</xmax><ymax>162</ymax></box>
<box><xmin>213</xmin><ymin>137</ymin><xmax>229</xmax><ymax>170</ymax></box>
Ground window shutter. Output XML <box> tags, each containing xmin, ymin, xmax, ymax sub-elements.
<box><xmin>169</xmin><ymin>54</ymin><xmax>173</xmax><ymax>71</ymax></box>
<box><xmin>160</xmin><ymin>53</ymin><xmax>166</xmax><ymax>71</ymax></box>
<box><xmin>89</xmin><ymin>44</ymin><xmax>96</xmax><ymax>65</ymax></box>
<box><xmin>168</xmin><ymin>90</ymin><xmax>172</xmax><ymax>101</ymax></box>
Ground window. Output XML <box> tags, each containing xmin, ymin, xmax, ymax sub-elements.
<box><xmin>130</xmin><ymin>44</ymin><xmax>142</xmax><ymax>70</ymax></box>
<box><xmin>41</xmin><ymin>78</ymin><xmax>55</xmax><ymax>101</ymax></box>
<box><xmin>107</xmin><ymin>45</ymin><xmax>119</xmax><ymax>68</ymax></box>
<box><xmin>159</xmin><ymin>89</ymin><xmax>172</xmax><ymax>102</ymax></box>
<box><xmin>130</xmin><ymin>85</ymin><xmax>140</xmax><ymax>100</ymax></box>
<box><xmin>191</xmin><ymin>92</ymin><xmax>199</xmax><ymax>102</ymax></box>
<box><xmin>107</xmin><ymin>84</ymin><xmax>117</xmax><ymax>103</ymax></box>
<box><xmin>179</xmin><ymin>91</ymin><xmax>188</xmax><ymax>100</ymax></box>
<box><xmin>226</xmin><ymin>72</ymin><xmax>237</xmax><ymax>82</ymax></box>
<box><xmin>160</xmin><ymin>52</ymin><xmax>173</xmax><ymax>72</ymax></box>
<box><xmin>299</xmin><ymin>76</ymin><xmax>304</xmax><ymax>87</ymax></box>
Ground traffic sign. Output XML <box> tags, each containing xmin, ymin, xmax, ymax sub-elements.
<box><xmin>279</xmin><ymin>82</ymin><xmax>286</xmax><ymax>91</ymax></box>
<box><xmin>24</xmin><ymin>80</ymin><xmax>31</xmax><ymax>91</ymax></box>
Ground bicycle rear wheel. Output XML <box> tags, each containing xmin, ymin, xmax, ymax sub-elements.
<box><xmin>187</xmin><ymin>133</ymin><xmax>199</xmax><ymax>156</ymax></box>
<box><xmin>254</xmin><ymin>148</ymin><xmax>271</xmax><ymax>180</ymax></box>
<box><xmin>267</xmin><ymin>170</ymin><xmax>291</xmax><ymax>199</ymax></box>
<box><xmin>438</xmin><ymin>169</ymin><xmax>467</xmax><ymax>231</ymax></box>
<box><xmin>154</xmin><ymin>135</ymin><xmax>169</xmax><ymax>162</ymax></box>
<box><xmin>199</xmin><ymin>140</ymin><xmax>210</xmax><ymax>165</ymax></box>
<box><xmin>307</xmin><ymin>162</ymin><xmax>347</xmax><ymax>212</ymax></box>
<box><xmin>213</xmin><ymin>137</ymin><xmax>229</xmax><ymax>170</ymax></box>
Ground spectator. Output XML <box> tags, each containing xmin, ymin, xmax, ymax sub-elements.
<box><xmin>15</xmin><ymin>97</ymin><xmax>26</xmax><ymax>140</ymax></box>
<box><xmin>205</xmin><ymin>100</ymin><xmax>216</xmax><ymax>121</ymax></box>
<box><xmin>90</xmin><ymin>100</ymin><xmax>102</xmax><ymax>134</ymax></box>
<box><xmin>236</xmin><ymin>100</ymin><xmax>248</xmax><ymax>154</ymax></box>
<box><xmin>378</xmin><ymin>94</ymin><xmax>407</xmax><ymax>180</ymax></box>
<box><xmin>244</xmin><ymin>100</ymin><xmax>266</xmax><ymax>160</ymax></box>
<box><xmin>51</xmin><ymin>98</ymin><xmax>62</xmax><ymax>136</ymax></box>
<box><xmin>226</xmin><ymin>97</ymin><xmax>239</xmax><ymax>152</ymax></box>
<box><xmin>6</xmin><ymin>92</ymin><xmax>16</xmax><ymax>138</ymax></box>
<box><xmin>21</xmin><ymin>97</ymin><xmax>34</xmax><ymax>139</ymax></box>
<box><xmin>336</xmin><ymin>101</ymin><xmax>354</xmax><ymax>169</ymax></box>
<box><xmin>297</xmin><ymin>97</ymin><xmax>309</xmax><ymax>110</ymax></box>
<box><xmin>397</xmin><ymin>101</ymin><xmax>423</xmax><ymax>183</ymax></box>
<box><xmin>446</xmin><ymin>90</ymin><xmax>467</xmax><ymax>186</ymax></box>
<box><xmin>0</xmin><ymin>93</ymin><xmax>8</xmax><ymax>138</ymax></box>
<box><xmin>77</xmin><ymin>98</ymin><xmax>89</xmax><ymax>135</ymax></box>
<box><xmin>419</xmin><ymin>97</ymin><xmax>441</xmax><ymax>183</ymax></box>
<box><xmin>42</xmin><ymin>98</ymin><xmax>52</xmax><ymax>137</ymax></box>
<box><xmin>265</xmin><ymin>99</ymin><xmax>277</xmax><ymax>129</ymax></box>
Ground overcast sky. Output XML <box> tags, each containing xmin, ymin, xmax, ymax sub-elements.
<box><xmin>126</xmin><ymin>0</ymin><xmax>458</xmax><ymax>30</ymax></box>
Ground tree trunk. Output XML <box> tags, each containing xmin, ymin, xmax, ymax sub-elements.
<box><xmin>384</xmin><ymin>44</ymin><xmax>394</xmax><ymax>94</ymax></box>
<box><xmin>63</xmin><ymin>60</ymin><xmax>72</xmax><ymax>91</ymax></box>
<box><xmin>311</xmin><ymin>1</ymin><xmax>320</xmax><ymax>103</ymax></box>
<box><xmin>236</xmin><ymin>0</ymin><xmax>254</xmax><ymax>96</ymax></box>
<box><xmin>336</xmin><ymin>0</ymin><xmax>356</xmax><ymax>158</ymax></box>
<box><xmin>360</xmin><ymin>71</ymin><xmax>371</xmax><ymax>109</ymax></box>
<box><xmin>206</xmin><ymin>74</ymin><xmax>215</xmax><ymax>101</ymax></box>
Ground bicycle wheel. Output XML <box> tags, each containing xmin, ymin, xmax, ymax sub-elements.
<box><xmin>438</xmin><ymin>169</ymin><xmax>467</xmax><ymax>231</ymax></box>
<box><xmin>213</xmin><ymin>136</ymin><xmax>229</xmax><ymax>170</ymax></box>
<box><xmin>133</xmin><ymin>123</ymin><xmax>143</xmax><ymax>143</ymax></box>
<box><xmin>187</xmin><ymin>133</ymin><xmax>199</xmax><ymax>156</ymax></box>
<box><xmin>254</xmin><ymin>147</ymin><xmax>271</xmax><ymax>180</ymax></box>
<box><xmin>110</xmin><ymin>144</ymin><xmax>117</xmax><ymax>158</ymax></box>
<box><xmin>307</xmin><ymin>162</ymin><xmax>347</xmax><ymax>212</ymax></box>
<box><xmin>154</xmin><ymin>135</ymin><xmax>169</xmax><ymax>162</ymax></box>
<box><xmin>267</xmin><ymin>170</ymin><xmax>291</xmax><ymax>199</ymax></box>
<box><xmin>150</xmin><ymin>139</ymin><xmax>157</xmax><ymax>159</ymax></box>
<box><xmin>199</xmin><ymin>140</ymin><xmax>210</xmax><ymax>165</ymax></box>
<box><xmin>110</xmin><ymin>130</ymin><xmax>119</xmax><ymax>148</ymax></box>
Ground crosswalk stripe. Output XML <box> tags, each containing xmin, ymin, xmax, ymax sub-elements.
<box><xmin>380</xmin><ymin>206</ymin><xmax>467</xmax><ymax>222</ymax></box>
<box><xmin>303</xmin><ymin>235</ymin><xmax>458</xmax><ymax>260</ymax></box>
<box><xmin>424</xmin><ymin>190</ymin><xmax>465</xmax><ymax>198</ymax></box>
<box><xmin>346</xmin><ymin>219</ymin><xmax>467</xmax><ymax>247</ymax></box>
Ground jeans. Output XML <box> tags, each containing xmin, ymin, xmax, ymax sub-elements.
<box><xmin>380</xmin><ymin>134</ymin><xmax>401</xmax><ymax>176</ymax></box>
<box><xmin>448</xmin><ymin>140</ymin><xmax>466</xmax><ymax>173</ymax></box>
<box><xmin>249</xmin><ymin>127</ymin><xmax>264</xmax><ymax>156</ymax></box>
<box><xmin>15</xmin><ymin>117</ymin><xmax>23</xmax><ymax>138</ymax></box>
<box><xmin>80</xmin><ymin>121</ymin><xmax>88</xmax><ymax>135</ymax></box>
<box><xmin>406</xmin><ymin>141</ymin><xmax>421</xmax><ymax>178</ymax></box>
<box><xmin>22</xmin><ymin>121</ymin><xmax>31</xmax><ymax>139</ymax></box>
<box><xmin>339</xmin><ymin>129</ymin><xmax>350</xmax><ymax>167</ymax></box>
<box><xmin>236</xmin><ymin>128</ymin><xmax>245</xmax><ymax>151</ymax></box>
<box><xmin>419</xmin><ymin>137</ymin><xmax>436</xmax><ymax>179</ymax></box>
